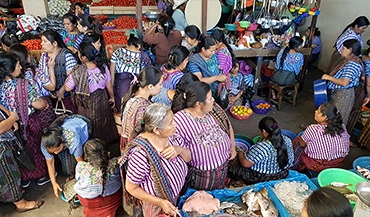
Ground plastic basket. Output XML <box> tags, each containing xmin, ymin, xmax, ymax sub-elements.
<box><xmin>103</xmin><ymin>25</ymin><xmax>116</xmax><ymax>30</ymax></box>
<box><xmin>225</xmin><ymin>24</ymin><xmax>237</xmax><ymax>31</ymax></box>
<box><xmin>352</xmin><ymin>156</ymin><xmax>370</xmax><ymax>181</ymax></box>
<box><xmin>230</xmin><ymin>105</ymin><xmax>253</xmax><ymax>120</ymax></box>
<box><xmin>251</xmin><ymin>100</ymin><xmax>271</xmax><ymax>114</ymax></box>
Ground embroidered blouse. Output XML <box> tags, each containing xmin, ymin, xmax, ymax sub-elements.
<box><xmin>24</xmin><ymin>69</ymin><xmax>51</xmax><ymax>97</ymax></box>
<box><xmin>65</xmin><ymin>65</ymin><xmax>111</xmax><ymax>93</ymax></box>
<box><xmin>229</xmin><ymin>72</ymin><xmax>245</xmax><ymax>96</ymax></box>
<box><xmin>41</xmin><ymin>117</ymin><xmax>89</xmax><ymax>160</ymax></box>
<box><xmin>327</xmin><ymin>61</ymin><xmax>362</xmax><ymax>90</ymax></box>
<box><xmin>161</xmin><ymin>65</ymin><xmax>184</xmax><ymax>90</ymax></box>
<box><xmin>111</xmin><ymin>47</ymin><xmax>152</xmax><ymax>75</ymax></box>
<box><xmin>151</xmin><ymin>87</ymin><xmax>172</xmax><ymax>107</ymax></box>
<box><xmin>0</xmin><ymin>79</ymin><xmax>40</xmax><ymax>115</ymax></box>
<box><xmin>74</xmin><ymin>158</ymin><xmax>122</xmax><ymax>199</ymax></box>
<box><xmin>60</xmin><ymin>30</ymin><xmax>78</xmax><ymax>47</ymax></box>
<box><xmin>275</xmin><ymin>49</ymin><xmax>304</xmax><ymax>75</ymax></box>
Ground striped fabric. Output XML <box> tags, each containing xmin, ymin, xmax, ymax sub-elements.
<box><xmin>125</xmin><ymin>145</ymin><xmax>187</xmax><ymax>203</ymax></box>
<box><xmin>38</xmin><ymin>52</ymin><xmax>77</xmax><ymax>78</ymax></box>
<box><xmin>327</xmin><ymin>61</ymin><xmax>362</xmax><ymax>90</ymax></box>
<box><xmin>111</xmin><ymin>48</ymin><xmax>152</xmax><ymax>76</ymax></box>
<box><xmin>302</xmin><ymin>124</ymin><xmax>350</xmax><ymax>161</ymax></box>
<box><xmin>245</xmin><ymin>135</ymin><xmax>294</xmax><ymax>174</ymax></box>
<box><xmin>216</xmin><ymin>47</ymin><xmax>233</xmax><ymax>73</ymax></box>
<box><xmin>364</xmin><ymin>60</ymin><xmax>370</xmax><ymax>77</ymax></box>
<box><xmin>74</xmin><ymin>34</ymin><xmax>85</xmax><ymax>50</ymax></box>
<box><xmin>336</xmin><ymin>28</ymin><xmax>363</xmax><ymax>54</ymax></box>
<box><xmin>172</xmin><ymin>109</ymin><xmax>232</xmax><ymax>171</ymax></box>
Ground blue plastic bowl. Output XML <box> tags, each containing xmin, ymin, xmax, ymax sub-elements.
<box><xmin>234</xmin><ymin>134</ymin><xmax>254</xmax><ymax>146</ymax></box>
<box><xmin>251</xmin><ymin>100</ymin><xmax>271</xmax><ymax>114</ymax></box>
<box><xmin>61</xmin><ymin>192</ymin><xmax>80</xmax><ymax>204</ymax></box>
<box><xmin>235</xmin><ymin>138</ymin><xmax>250</xmax><ymax>152</ymax></box>
<box><xmin>281</xmin><ymin>129</ymin><xmax>297</xmax><ymax>141</ymax></box>
<box><xmin>313</xmin><ymin>79</ymin><xmax>327</xmax><ymax>108</ymax></box>
<box><xmin>297</xmin><ymin>131</ymin><xmax>304</xmax><ymax>137</ymax></box>
<box><xmin>353</xmin><ymin>156</ymin><xmax>370</xmax><ymax>180</ymax></box>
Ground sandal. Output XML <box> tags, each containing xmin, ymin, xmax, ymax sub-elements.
<box><xmin>65</xmin><ymin>174</ymin><xmax>75</xmax><ymax>183</ymax></box>
<box><xmin>16</xmin><ymin>200</ymin><xmax>44</xmax><ymax>213</ymax></box>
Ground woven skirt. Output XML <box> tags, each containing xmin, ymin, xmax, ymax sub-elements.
<box><xmin>329</xmin><ymin>87</ymin><xmax>355</xmax><ymax>125</ymax></box>
<box><xmin>0</xmin><ymin>139</ymin><xmax>22</xmax><ymax>203</ymax></box>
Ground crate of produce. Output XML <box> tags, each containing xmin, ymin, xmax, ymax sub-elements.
<box><xmin>113</xmin><ymin>6</ymin><xmax>157</xmax><ymax>15</ymax></box>
<box><xmin>89</xmin><ymin>6</ymin><xmax>114</xmax><ymax>14</ymax></box>
<box><xmin>111</xmin><ymin>16</ymin><xmax>137</xmax><ymax>29</ymax></box>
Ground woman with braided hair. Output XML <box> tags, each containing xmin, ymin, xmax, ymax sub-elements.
<box><xmin>228</xmin><ymin>116</ymin><xmax>293</xmax><ymax>185</ymax></box>
<box><xmin>75</xmin><ymin>139</ymin><xmax>122</xmax><ymax>217</ymax></box>
<box><xmin>161</xmin><ymin>45</ymin><xmax>189</xmax><ymax>90</ymax></box>
<box><xmin>294</xmin><ymin>102</ymin><xmax>350</xmax><ymax>173</ymax></box>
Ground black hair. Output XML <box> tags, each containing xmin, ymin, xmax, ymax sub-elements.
<box><xmin>306</xmin><ymin>187</ymin><xmax>353</xmax><ymax>217</ymax></box>
<box><xmin>79</xmin><ymin>42</ymin><xmax>107</xmax><ymax>76</ymax></box>
<box><xmin>83</xmin><ymin>139</ymin><xmax>109</xmax><ymax>195</ymax></box>
<box><xmin>9</xmin><ymin>44</ymin><xmax>35</xmax><ymax>76</ymax></box>
<box><xmin>307</xmin><ymin>26</ymin><xmax>321</xmax><ymax>37</ymax></box>
<box><xmin>342</xmin><ymin>39</ymin><xmax>362</xmax><ymax>56</ymax></box>
<box><xmin>231</xmin><ymin>60</ymin><xmax>239</xmax><ymax>70</ymax></box>
<box><xmin>367</xmin><ymin>39</ymin><xmax>370</xmax><ymax>55</ymax></box>
<box><xmin>0</xmin><ymin>52</ymin><xmax>19</xmax><ymax>83</ymax></box>
<box><xmin>63</xmin><ymin>13</ymin><xmax>78</xmax><ymax>26</ymax></box>
<box><xmin>75</xmin><ymin>3</ymin><xmax>86</xmax><ymax>10</ymax></box>
<box><xmin>42</xmin><ymin>30</ymin><xmax>67</xmax><ymax>49</ymax></box>
<box><xmin>82</xmin><ymin>33</ymin><xmax>106</xmax><ymax>57</ymax></box>
<box><xmin>211</xmin><ymin>29</ymin><xmax>236</xmax><ymax>63</ymax></box>
<box><xmin>164</xmin><ymin>45</ymin><xmax>189</xmax><ymax>70</ymax></box>
<box><xmin>78</xmin><ymin>14</ymin><xmax>103</xmax><ymax>36</ymax></box>
<box><xmin>319</xmin><ymin>102</ymin><xmax>345</xmax><ymax>137</ymax></box>
<box><xmin>185</xmin><ymin>25</ymin><xmax>203</xmax><ymax>41</ymax></box>
<box><xmin>171</xmin><ymin>73</ymin><xmax>200</xmax><ymax>113</ymax></box>
<box><xmin>194</xmin><ymin>36</ymin><xmax>217</xmax><ymax>54</ymax></box>
<box><xmin>258</xmin><ymin>117</ymin><xmax>288</xmax><ymax>170</ymax></box>
<box><xmin>158</xmin><ymin>16</ymin><xmax>175</xmax><ymax>38</ymax></box>
<box><xmin>41</xmin><ymin>115</ymin><xmax>68</xmax><ymax>149</ymax></box>
<box><xmin>121</xmin><ymin>66</ymin><xmax>163</xmax><ymax>112</ymax></box>
<box><xmin>172</xmin><ymin>81</ymin><xmax>211</xmax><ymax>113</ymax></box>
<box><xmin>1</xmin><ymin>33</ymin><xmax>19</xmax><ymax>48</ymax></box>
<box><xmin>279</xmin><ymin>36</ymin><xmax>303</xmax><ymax>70</ymax></box>
<box><xmin>127</xmin><ymin>34</ymin><xmax>140</xmax><ymax>48</ymax></box>
<box><xmin>335</xmin><ymin>16</ymin><xmax>369</xmax><ymax>47</ymax></box>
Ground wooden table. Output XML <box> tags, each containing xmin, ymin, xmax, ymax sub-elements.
<box><xmin>233</xmin><ymin>47</ymin><xmax>313</xmax><ymax>91</ymax></box>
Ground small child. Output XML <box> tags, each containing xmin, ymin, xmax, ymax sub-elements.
<box><xmin>228</xmin><ymin>61</ymin><xmax>245</xmax><ymax>108</ymax></box>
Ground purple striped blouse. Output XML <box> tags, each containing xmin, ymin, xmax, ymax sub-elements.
<box><xmin>301</xmin><ymin>124</ymin><xmax>350</xmax><ymax>161</ymax></box>
<box><xmin>216</xmin><ymin>47</ymin><xmax>233</xmax><ymax>73</ymax></box>
<box><xmin>126</xmin><ymin>143</ymin><xmax>188</xmax><ymax>203</ymax></box>
<box><xmin>336</xmin><ymin>28</ymin><xmax>363</xmax><ymax>54</ymax></box>
<box><xmin>172</xmin><ymin>109</ymin><xmax>232</xmax><ymax>170</ymax></box>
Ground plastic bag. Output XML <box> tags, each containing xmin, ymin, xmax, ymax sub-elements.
<box><xmin>217</xmin><ymin>83</ymin><xmax>229</xmax><ymax>109</ymax></box>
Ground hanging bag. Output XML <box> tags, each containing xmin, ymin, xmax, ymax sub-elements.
<box><xmin>54</xmin><ymin>100</ymin><xmax>73</xmax><ymax>117</ymax></box>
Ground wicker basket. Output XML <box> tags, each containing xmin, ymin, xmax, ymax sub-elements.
<box><xmin>230</xmin><ymin>105</ymin><xmax>253</xmax><ymax>120</ymax></box>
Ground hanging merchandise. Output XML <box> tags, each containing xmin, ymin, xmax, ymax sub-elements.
<box><xmin>48</xmin><ymin>0</ymin><xmax>72</xmax><ymax>16</ymax></box>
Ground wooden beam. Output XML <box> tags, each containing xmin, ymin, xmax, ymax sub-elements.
<box><xmin>233</xmin><ymin>48</ymin><xmax>313</xmax><ymax>58</ymax></box>
<box><xmin>137</xmin><ymin>0</ymin><xmax>143</xmax><ymax>45</ymax></box>
<box><xmin>201</xmin><ymin>0</ymin><xmax>207</xmax><ymax>35</ymax></box>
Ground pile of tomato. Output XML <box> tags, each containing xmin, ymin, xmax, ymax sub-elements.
<box><xmin>103</xmin><ymin>31</ymin><xmax>127</xmax><ymax>45</ymax></box>
<box><xmin>21</xmin><ymin>39</ymin><xmax>42</xmax><ymax>50</ymax></box>
<box><xmin>113</xmin><ymin>36</ymin><xmax>128</xmax><ymax>45</ymax></box>
<box><xmin>91</xmin><ymin>0</ymin><xmax>155</xmax><ymax>6</ymax></box>
<box><xmin>112</xmin><ymin>16</ymin><xmax>137</xmax><ymax>29</ymax></box>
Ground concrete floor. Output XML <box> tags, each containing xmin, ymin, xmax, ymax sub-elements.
<box><xmin>1</xmin><ymin>67</ymin><xmax>369</xmax><ymax>216</ymax></box>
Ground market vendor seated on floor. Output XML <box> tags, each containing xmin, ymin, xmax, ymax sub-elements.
<box><xmin>294</xmin><ymin>102</ymin><xmax>350</xmax><ymax>173</ymax></box>
<box><xmin>228</xmin><ymin>117</ymin><xmax>294</xmax><ymax>185</ymax></box>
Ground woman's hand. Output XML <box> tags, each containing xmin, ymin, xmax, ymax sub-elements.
<box><xmin>56</xmin><ymin>89</ymin><xmax>65</xmax><ymax>101</ymax></box>
<box><xmin>217</xmin><ymin>74</ymin><xmax>227</xmax><ymax>82</ymax></box>
<box><xmin>160</xmin><ymin>199</ymin><xmax>179</xmax><ymax>216</ymax></box>
<box><xmin>52</xmin><ymin>182</ymin><xmax>62</xmax><ymax>198</ymax></box>
<box><xmin>161</xmin><ymin>146</ymin><xmax>182</xmax><ymax>160</ymax></box>
<box><xmin>229</xmin><ymin>146</ymin><xmax>237</xmax><ymax>160</ymax></box>
<box><xmin>48</xmin><ymin>57</ymin><xmax>55</xmax><ymax>70</ymax></box>
<box><xmin>363</xmin><ymin>97</ymin><xmax>370</xmax><ymax>107</ymax></box>
<box><xmin>321</xmin><ymin>74</ymin><xmax>332</xmax><ymax>81</ymax></box>
<box><xmin>109</xmin><ymin>98</ymin><xmax>115</xmax><ymax>108</ymax></box>
<box><xmin>229</xmin><ymin>96</ymin><xmax>236</xmax><ymax>105</ymax></box>
<box><xmin>9</xmin><ymin>111</ymin><xmax>19</xmax><ymax>121</ymax></box>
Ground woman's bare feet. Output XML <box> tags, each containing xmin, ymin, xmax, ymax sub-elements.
<box><xmin>14</xmin><ymin>199</ymin><xmax>44</xmax><ymax>212</ymax></box>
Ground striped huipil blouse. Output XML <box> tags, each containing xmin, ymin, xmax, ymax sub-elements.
<box><xmin>336</xmin><ymin>28</ymin><xmax>364</xmax><ymax>54</ymax></box>
<box><xmin>301</xmin><ymin>124</ymin><xmax>350</xmax><ymax>161</ymax></box>
<box><xmin>126</xmin><ymin>144</ymin><xmax>188</xmax><ymax>203</ymax></box>
<box><xmin>172</xmin><ymin>109</ymin><xmax>232</xmax><ymax>171</ymax></box>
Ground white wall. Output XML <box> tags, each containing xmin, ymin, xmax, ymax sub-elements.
<box><xmin>300</xmin><ymin>0</ymin><xmax>370</xmax><ymax>72</ymax></box>
<box><xmin>23</xmin><ymin>0</ymin><xmax>49</xmax><ymax>17</ymax></box>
